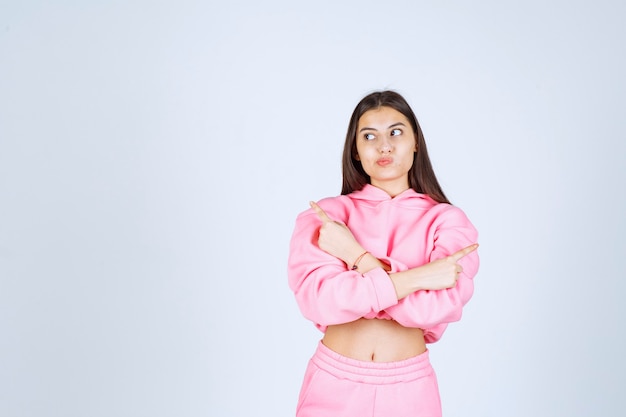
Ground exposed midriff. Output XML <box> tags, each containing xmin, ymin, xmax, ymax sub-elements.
<box><xmin>323</xmin><ymin>317</ymin><xmax>426</xmax><ymax>362</ymax></box>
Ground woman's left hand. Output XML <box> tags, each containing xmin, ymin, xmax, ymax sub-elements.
<box><xmin>309</xmin><ymin>201</ymin><xmax>365</xmax><ymax>266</ymax></box>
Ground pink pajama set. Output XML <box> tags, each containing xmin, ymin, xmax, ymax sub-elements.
<box><xmin>288</xmin><ymin>185</ymin><xmax>479</xmax><ymax>417</ymax></box>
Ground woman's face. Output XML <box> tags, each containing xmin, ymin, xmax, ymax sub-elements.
<box><xmin>355</xmin><ymin>106</ymin><xmax>417</xmax><ymax>196</ymax></box>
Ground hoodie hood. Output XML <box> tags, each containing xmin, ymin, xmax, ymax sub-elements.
<box><xmin>349</xmin><ymin>184</ymin><xmax>438</xmax><ymax>208</ymax></box>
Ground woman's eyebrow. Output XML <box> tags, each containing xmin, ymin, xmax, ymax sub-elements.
<box><xmin>359</xmin><ymin>122</ymin><xmax>406</xmax><ymax>133</ymax></box>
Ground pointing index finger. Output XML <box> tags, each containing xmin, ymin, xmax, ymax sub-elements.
<box><xmin>450</xmin><ymin>243</ymin><xmax>479</xmax><ymax>262</ymax></box>
<box><xmin>309</xmin><ymin>201</ymin><xmax>333</xmax><ymax>223</ymax></box>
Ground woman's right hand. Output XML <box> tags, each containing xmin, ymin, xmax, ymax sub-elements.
<box><xmin>414</xmin><ymin>244</ymin><xmax>479</xmax><ymax>290</ymax></box>
<box><xmin>389</xmin><ymin>244</ymin><xmax>478</xmax><ymax>299</ymax></box>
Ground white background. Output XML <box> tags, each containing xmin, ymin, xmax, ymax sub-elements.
<box><xmin>1</xmin><ymin>1</ymin><xmax>625</xmax><ymax>416</ymax></box>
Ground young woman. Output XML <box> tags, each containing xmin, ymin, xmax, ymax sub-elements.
<box><xmin>288</xmin><ymin>90</ymin><xmax>479</xmax><ymax>417</ymax></box>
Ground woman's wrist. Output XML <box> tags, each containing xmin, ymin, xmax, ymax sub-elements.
<box><xmin>388</xmin><ymin>268</ymin><xmax>424</xmax><ymax>300</ymax></box>
<box><xmin>351</xmin><ymin>250</ymin><xmax>369</xmax><ymax>270</ymax></box>
<box><xmin>343</xmin><ymin>246</ymin><xmax>365</xmax><ymax>268</ymax></box>
<box><xmin>351</xmin><ymin>252</ymin><xmax>391</xmax><ymax>275</ymax></box>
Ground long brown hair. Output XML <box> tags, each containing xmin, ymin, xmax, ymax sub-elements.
<box><xmin>341</xmin><ymin>90</ymin><xmax>450</xmax><ymax>204</ymax></box>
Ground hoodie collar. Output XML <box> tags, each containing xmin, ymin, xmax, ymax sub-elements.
<box><xmin>350</xmin><ymin>184</ymin><xmax>436</xmax><ymax>205</ymax></box>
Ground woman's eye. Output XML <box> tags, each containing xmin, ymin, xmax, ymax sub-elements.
<box><xmin>364</xmin><ymin>133</ymin><xmax>376</xmax><ymax>141</ymax></box>
<box><xmin>390</xmin><ymin>128</ymin><xmax>402</xmax><ymax>136</ymax></box>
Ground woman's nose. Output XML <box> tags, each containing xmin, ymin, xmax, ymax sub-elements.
<box><xmin>379</xmin><ymin>136</ymin><xmax>392</xmax><ymax>153</ymax></box>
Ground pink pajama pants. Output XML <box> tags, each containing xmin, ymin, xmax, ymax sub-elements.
<box><xmin>296</xmin><ymin>341</ymin><xmax>442</xmax><ymax>417</ymax></box>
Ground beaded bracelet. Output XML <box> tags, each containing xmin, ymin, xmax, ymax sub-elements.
<box><xmin>351</xmin><ymin>251</ymin><xmax>369</xmax><ymax>270</ymax></box>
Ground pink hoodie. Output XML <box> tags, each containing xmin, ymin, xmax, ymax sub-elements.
<box><xmin>287</xmin><ymin>184</ymin><xmax>479</xmax><ymax>343</ymax></box>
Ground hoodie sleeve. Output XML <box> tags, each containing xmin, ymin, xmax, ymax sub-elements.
<box><xmin>384</xmin><ymin>205</ymin><xmax>479</xmax><ymax>339</ymax></box>
<box><xmin>287</xmin><ymin>208</ymin><xmax>399</xmax><ymax>330</ymax></box>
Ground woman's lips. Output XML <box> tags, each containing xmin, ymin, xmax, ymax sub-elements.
<box><xmin>376</xmin><ymin>157</ymin><xmax>393</xmax><ymax>166</ymax></box>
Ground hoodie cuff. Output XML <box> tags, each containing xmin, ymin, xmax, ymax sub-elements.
<box><xmin>364</xmin><ymin>267</ymin><xmax>399</xmax><ymax>311</ymax></box>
